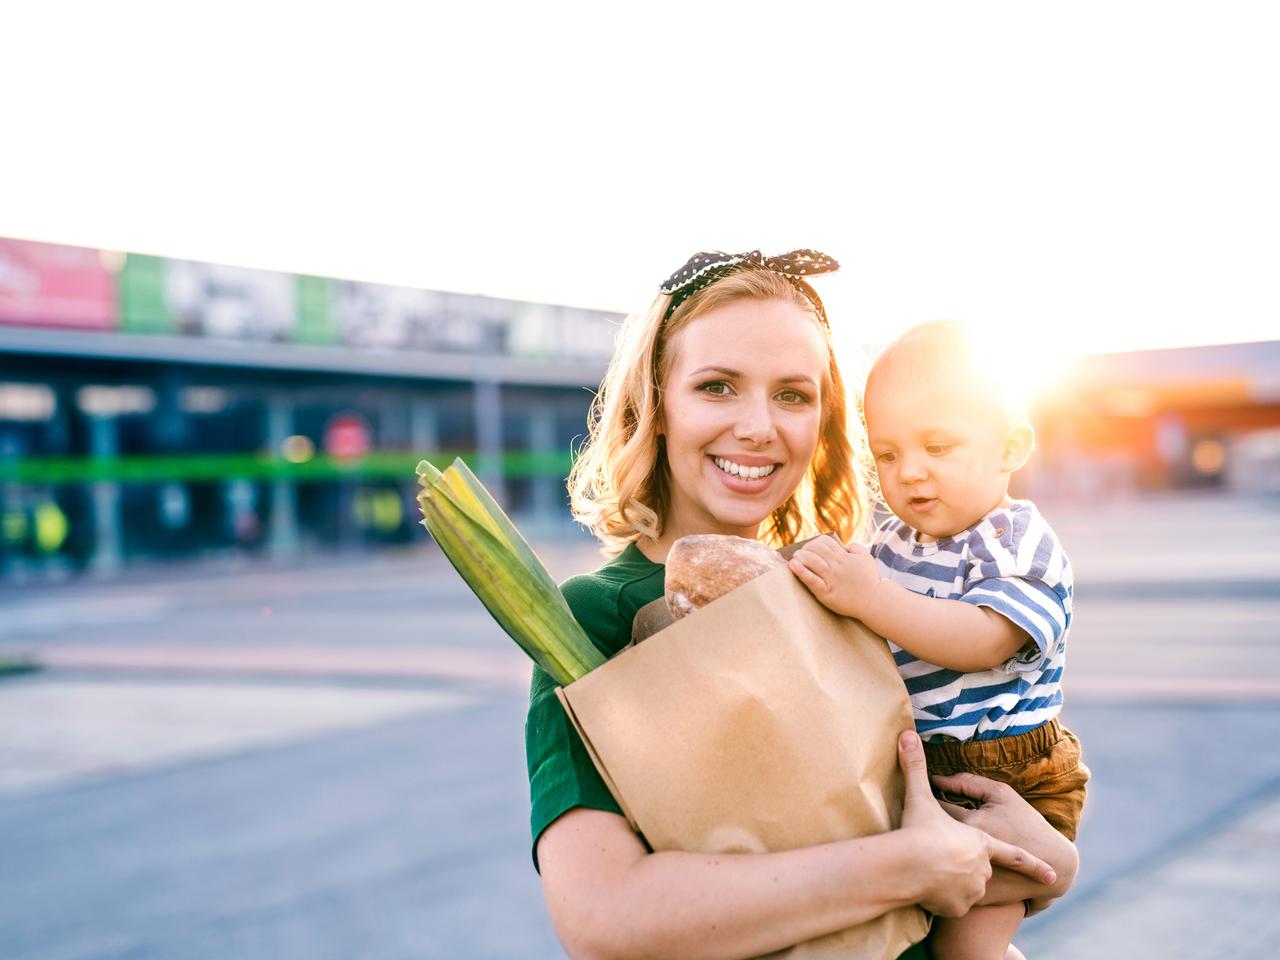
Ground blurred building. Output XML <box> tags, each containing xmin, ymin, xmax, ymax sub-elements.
<box><xmin>1023</xmin><ymin>340</ymin><xmax>1280</xmax><ymax>499</ymax></box>
<box><xmin>7</xmin><ymin>235</ymin><xmax>1275</xmax><ymax>580</ymax></box>
<box><xmin>0</xmin><ymin>237</ymin><xmax>619</xmax><ymax>579</ymax></box>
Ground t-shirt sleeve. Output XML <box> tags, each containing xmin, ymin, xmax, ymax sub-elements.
<box><xmin>867</xmin><ymin>515</ymin><xmax>900</xmax><ymax>563</ymax></box>
<box><xmin>524</xmin><ymin>577</ymin><xmax>625</xmax><ymax>872</ymax></box>
<box><xmin>958</xmin><ymin>507</ymin><xmax>1072</xmax><ymax>674</ymax></box>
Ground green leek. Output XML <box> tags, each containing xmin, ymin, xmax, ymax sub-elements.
<box><xmin>416</xmin><ymin>457</ymin><xmax>604</xmax><ymax>685</ymax></box>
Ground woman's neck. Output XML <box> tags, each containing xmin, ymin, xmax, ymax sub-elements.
<box><xmin>636</xmin><ymin>519</ymin><xmax>762</xmax><ymax>564</ymax></box>
<box><xmin>634</xmin><ymin>537</ymin><xmax>668</xmax><ymax>564</ymax></box>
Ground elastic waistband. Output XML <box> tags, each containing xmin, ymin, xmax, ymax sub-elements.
<box><xmin>922</xmin><ymin>718</ymin><xmax>1063</xmax><ymax>769</ymax></box>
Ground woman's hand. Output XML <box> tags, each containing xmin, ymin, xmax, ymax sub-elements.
<box><xmin>896</xmin><ymin>731</ymin><xmax>1057</xmax><ymax>917</ymax></box>
<box><xmin>931</xmin><ymin>771</ymin><xmax>1080</xmax><ymax>910</ymax></box>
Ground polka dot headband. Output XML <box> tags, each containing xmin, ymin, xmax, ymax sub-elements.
<box><xmin>659</xmin><ymin>249</ymin><xmax>839</xmax><ymax>325</ymax></box>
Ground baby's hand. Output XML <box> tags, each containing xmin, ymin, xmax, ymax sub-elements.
<box><xmin>788</xmin><ymin>537</ymin><xmax>881</xmax><ymax>621</ymax></box>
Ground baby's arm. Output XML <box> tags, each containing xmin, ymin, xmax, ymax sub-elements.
<box><xmin>788</xmin><ymin>537</ymin><xmax>1028</xmax><ymax>672</ymax></box>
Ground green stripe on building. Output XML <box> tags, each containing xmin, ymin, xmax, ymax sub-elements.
<box><xmin>295</xmin><ymin>275</ymin><xmax>340</xmax><ymax>345</ymax></box>
<box><xmin>5</xmin><ymin>450</ymin><xmax>575</xmax><ymax>485</ymax></box>
<box><xmin>117</xmin><ymin>254</ymin><xmax>176</xmax><ymax>334</ymax></box>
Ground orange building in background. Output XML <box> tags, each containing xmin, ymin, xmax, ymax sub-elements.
<box><xmin>1023</xmin><ymin>340</ymin><xmax>1280</xmax><ymax>499</ymax></box>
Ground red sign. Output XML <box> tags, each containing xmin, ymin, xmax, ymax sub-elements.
<box><xmin>0</xmin><ymin>238</ymin><xmax>118</xmax><ymax>330</ymax></box>
<box><xmin>324</xmin><ymin>413</ymin><xmax>372</xmax><ymax>460</ymax></box>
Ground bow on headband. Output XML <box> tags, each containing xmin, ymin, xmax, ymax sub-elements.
<box><xmin>659</xmin><ymin>249</ymin><xmax>839</xmax><ymax>324</ymax></box>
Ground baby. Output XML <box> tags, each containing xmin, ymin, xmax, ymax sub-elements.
<box><xmin>790</xmin><ymin>320</ymin><xmax>1088</xmax><ymax>960</ymax></box>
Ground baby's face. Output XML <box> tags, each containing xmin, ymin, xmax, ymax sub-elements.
<box><xmin>864</xmin><ymin>372</ymin><xmax>1015</xmax><ymax>542</ymax></box>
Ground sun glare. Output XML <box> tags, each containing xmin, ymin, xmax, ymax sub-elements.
<box><xmin>838</xmin><ymin>319</ymin><xmax>1080</xmax><ymax>427</ymax></box>
<box><xmin>968</xmin><ymin>321</ymin><xmax>1080</xmax><ymax>421</ymax></box>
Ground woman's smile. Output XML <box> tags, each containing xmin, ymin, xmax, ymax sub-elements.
<box><xmin>709</xmin><ymin>454</ymin><xmax>782</xmax><ymax>492</ymax></box>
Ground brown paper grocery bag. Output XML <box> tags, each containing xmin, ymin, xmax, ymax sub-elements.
<box><xmin>556</xmin><ymin>564</ymin><xmax>930</xmax><ymax>959</ymax></box>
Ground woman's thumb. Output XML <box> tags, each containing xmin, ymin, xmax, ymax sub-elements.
<box><xmin>898</xmin><ymin>730</ymin><xmax>932</xmax><ymax>809</ymax></box>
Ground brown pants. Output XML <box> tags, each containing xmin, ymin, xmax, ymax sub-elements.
<box><xmin>923</xmin><ymin>718</ymin><xmax>1089</xmax><ymax>841</ymax></box>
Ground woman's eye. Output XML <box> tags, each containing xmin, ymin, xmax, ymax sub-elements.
<box><xmin>776</xmin><ymin>389</ymin><xmax>809</xmax><ymax>404</ymax></box>
<box><xmin>699</xmin><ymin>380</ymin><xmax>732</xmax><ymax>396</ymax></box>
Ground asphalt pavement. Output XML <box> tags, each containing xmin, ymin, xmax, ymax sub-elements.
<box><xmin>1</xmin><ymin>491</ymin><xmax>1278</xmax><ymax>959</ymax></box>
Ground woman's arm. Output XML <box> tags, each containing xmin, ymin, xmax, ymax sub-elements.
<box><xmin>538</xmin><ymin>732</ymin><xmax>1058</xmax><ymax>960</ymax></box>
<box><xmin>931</xmin><ymin>771</ymin><xmax>1080</xmax><ymax>909</ymax></box>
<box><xmin>539</xmin><ymin>809</ymin><xmax>922</xmax><ymax>960</ymax></box>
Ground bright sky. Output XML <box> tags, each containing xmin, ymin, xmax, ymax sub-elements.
<box><xmin>3</xmin><ymin>1</ymin><xmax>1278</xmax><ymax>376</ymax></box>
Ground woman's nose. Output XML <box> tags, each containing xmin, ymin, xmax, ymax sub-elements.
<box><xmin>733</xmin><ymin>394</ymin><xmax>777</xmax><ymax>447</ymax></box>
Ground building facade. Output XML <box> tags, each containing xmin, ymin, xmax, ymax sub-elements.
<box><xmin>0</xmin><ymin>238</ymin><xmax>618</xmax><ymax>579</ymax></box>
<box><xmin>1024</xmin><ymin>340</ymin><xmax>1280</xmax><ymax>499</ymax></box>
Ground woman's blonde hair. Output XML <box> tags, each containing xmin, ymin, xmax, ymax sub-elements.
<box><xmin>568</xmin><ymin>267</ymin><xmax>871</xmax><ymax>555</ymax></box>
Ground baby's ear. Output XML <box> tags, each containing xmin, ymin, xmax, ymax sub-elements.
<box><xmin>1001</xmin><ymin>422</ymin><xmax>1036</xmax><ymax>473</ymax></box>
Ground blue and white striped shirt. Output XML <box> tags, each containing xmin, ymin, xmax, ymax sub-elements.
<box><xmin>870</xmin><ymin>500</ymin><xmax>1072</xmax><ymax>743</ymax></box>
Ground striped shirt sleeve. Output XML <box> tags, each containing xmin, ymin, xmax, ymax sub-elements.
<box><xmin>958</xmin><ymin>504</ymin><xmax>1072</xmax><ymax>675</ymax></box>
<box><xmin>868</xmin><ymin>516</ymin><xmax>893</xmax><ymax>559</ymax></box>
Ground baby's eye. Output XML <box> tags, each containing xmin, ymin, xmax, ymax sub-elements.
<box><xmin>925</xmin><ymin>443</ymin><xmax>952</xmax><ymax>456</ymax></box>
<box><xmin>699</xmin><ymin>380</ymin><xmax>732</xmax><ymax>396</ymax></box>
<box><xmin>876</xmin><ymin>451</ymin><xmax>896</xmax><ymax>464</ymax></box>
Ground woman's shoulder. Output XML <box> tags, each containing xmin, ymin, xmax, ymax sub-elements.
<box><xmin>559</xmin><ymin>540</ymin><xmax>665</xmax><ymax>602</ymax></box>
<box><xmin>560</xmin><ymin>542</ymin><xmax>665</xmax><ymax>657</ymax></box>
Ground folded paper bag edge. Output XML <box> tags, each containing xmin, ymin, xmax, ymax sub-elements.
<box><xmin>629</xmin><ymin>533</ymin><xmax>838</xmax><ymax>646</ymax></box>
<box><xmin>555</xmin><ymin>686</ymin><xmax>643</xmax><ymax>835</ymax></box>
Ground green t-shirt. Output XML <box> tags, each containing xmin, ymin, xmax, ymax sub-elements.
<box><xmin>523</xmin><ymin>542</ymin><xmax>929</xmax><ymax>960</ymax></box>
<box><xmin>525</xmin><ymin>542</ymin><xmax>664</xmax><ymax>868</ymax></box>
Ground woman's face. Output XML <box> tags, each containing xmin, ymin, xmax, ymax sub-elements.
<box><xmin>658</xmin><ymin>297</ymin><xmax>828</xmax><ymax>543</ymax></box>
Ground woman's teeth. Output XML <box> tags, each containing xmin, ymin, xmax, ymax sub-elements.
<box><xmin>713</xmin><ymin>457</ymin><xmax>777</xmax><ymax>480</ymax></box>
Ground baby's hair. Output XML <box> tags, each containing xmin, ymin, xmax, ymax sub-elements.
<box><xmin>866</xmin><ymin>319</ymin><xmax>1030</xmax><ymax>428</ymax></box>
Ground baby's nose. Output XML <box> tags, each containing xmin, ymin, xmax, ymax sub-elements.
<box><xmin>899</xmin><ymin>455</ymin><xmax>929</xmax><ymax>480</ymax></box>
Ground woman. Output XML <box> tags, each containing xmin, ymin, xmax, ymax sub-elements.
<box><xmin>525</xmin><ymin>251</ymin><xmax>1078</xmax><ymax>959</ymax></box>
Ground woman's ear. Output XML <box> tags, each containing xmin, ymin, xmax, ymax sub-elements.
<box><xmin>1001</xmin><ymin>422</ymin><xmax>1036</xmax><ymax>473</ymax></box>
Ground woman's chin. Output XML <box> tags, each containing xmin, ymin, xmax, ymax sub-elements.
<box><xmin>681</xmin><ymin>461</ymin><xmax>799</xmax><ymax>537</ymax></box>
<box><xmin>702</xmin><ymin>492</ymin><xmax>788</xmax><ymax>535</ymax></box>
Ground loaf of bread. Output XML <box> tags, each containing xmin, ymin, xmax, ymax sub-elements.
<box><xmin>665</xmin><ymin>534</ymin><xmax>785</xmax><ymax>619</ymax></box>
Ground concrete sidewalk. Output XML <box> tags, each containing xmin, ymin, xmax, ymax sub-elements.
<box><xmin>4</xmin><ymin>493</ymin><xmax>1278</xmax><ymax>958</ymax></box>
<box><xmin>1022</xmin><ymin>783</ymin><xmax>1280</xmax><ymax>958</ymax></box>
<box><xmin>29</xmin><ymin>643</ymin><xmax>534</xmax><ymax>691</ymax></box>
<box><xmin>27</xmin><ymin>641</ymin><xmax>1280</xmax><ymax>704</ymax></box>
<box><xmin>0</xmin><ymin>673</ymin><xmax>472</xmax><ymax>796</ymax></box>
